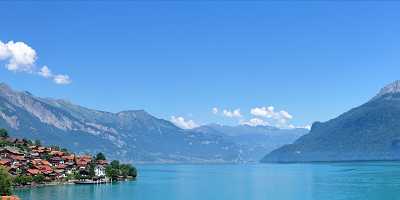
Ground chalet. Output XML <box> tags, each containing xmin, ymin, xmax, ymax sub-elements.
<box><xmin>96</xmin><ymin>160</ymin><xmax>108</xmax><ymax>166</ymax></box>
<box><xmin>29</xmin><ymin>152</ymin><xmax>40</xmax><ymax>158</ymax></box>
<box><xmin>50</xmin><ymin>151</ymin><xmax>64</xmax><ymax>157</ymax></box>
<box><xmin>0</xmin><ymin>159</ymin><xmax>11</xmax><ymax>166</ymax></box>
<box><xmin>27</xmin><ymin>168</ymin><xmax>41</xmax><ymax>176</ymax></box>
<box><xmin>95</xmin><ymin>165</ymin><xmax>106</xmax><ymax>177</ymax></box>
<box><xmin>0</xmin><ymin>147</ymin><xmax>24</xmax><ymax>158</ymax></box>
<box><xmin>50</xmin><ymin>157</ymin><xmax>63</xmax><ymax>165</ymax></box>
<box><xmin>35</xmin><ymin>165</ymin><xmax>53</xmax><ymax>175</ymax></box>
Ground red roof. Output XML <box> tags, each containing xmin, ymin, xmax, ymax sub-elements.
<box><xmin>36</xmin><ymin>165</ymin><xmax>52</xmax><ymax>171</ymax></box>
<box><xmin>62</xmin><ymin>155</ymin><xmax>75</xmax><ymax>160</ymax></box>
<box><xmin>56</xmin><ymin>164</ymin><xmax>66</xmax><ymax>169</ymax></box>
<box><xmin>10</xmin><ymin>155</ymin><xmax>26</xmax><ymax>161</ymax></box>
<box><xmin>27</xmin><ymin>168</ymin><xmax>41</xmax><ymax>175</ymax></box>
<box><xmin>0</xmin><ymin>159</ymin><xmax>11</xmax><ymax>165</ymax></box>
<box><xmin>96</xmin><ymin>160</ymin><xmax>108</xmax><ymax>165</ymax></box>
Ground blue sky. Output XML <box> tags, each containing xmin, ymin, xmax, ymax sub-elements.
<box><xmin>1</xmin><ymin>1</ymin><xmax>400</xmax><ymax>129</ymax></box>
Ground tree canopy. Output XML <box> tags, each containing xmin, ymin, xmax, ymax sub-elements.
<box><xmin>106</xmin><ymin>160</ymin><xmax>137</xmax><ymax>181</ymax></box>
<box><xmin>95</xmin><ymin>152</ymin><xmax>106</xmax><ymax>161</ymax></box>
<box><xmin>0</xmin><ymin>167</ymin><xmax>12</xmax><ymax>196</ymax></box>
<box><xmin>0</xmin><ymin>128</ymin><xmax>9</xmax><ymax>138</ymax></box>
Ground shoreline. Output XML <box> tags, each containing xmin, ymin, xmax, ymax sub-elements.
<box><xmin>14</xmin><ymin>178</ymin><xmax>136</xmax><ymax>190</ymax></box>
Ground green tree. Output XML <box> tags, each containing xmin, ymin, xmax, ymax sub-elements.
<box><xmin>110</xmin><ymin>160</ymin><xmax>120</xmax><ymax>169</ymax></box>
<box><xmin>88</xmin><ymin>163</ymin><xmax>96</xmax><ymax>178</ymax></box>
<box><xmin>0</xmin><ymin>128</ymin><xmax>9</xmax><ymax>138</ymax></box>
<box><xmin>33</xmin><ymin>174</ymin><xmax>45</xmax><ymax>184</ymax></box>
<box><xmin>34</xmin><ymin>140</ymin><xmax>41</xmax><ymax>146</ymax></box>
<box><xmin>120</xmin><ymin>164</ymin><xmax>137</xmax><ymax>178</ymax></box>
<box><xmin>95</xmin><ymin>152</ymin><xmax>106</xmax><ymax>161</ymax></box>
<box><xmin>0</xmin><ymin>167</ymin><xmax>12</xmax><ymax>196</ymax></box>
<box><xmin>14</xmin><ymin>175</ymin><xmax>33</xmax><ymax>186</ymax></box>
<box><xmin>105</xmin><ymin>165</ymin><xmax>119</xmax><ymax>181</ymax></box>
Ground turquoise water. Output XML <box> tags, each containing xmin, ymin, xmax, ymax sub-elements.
<box><xmin>16</xmin><ymin>162</ymin><xmax>400</xmax><ymax>200</ymax></box>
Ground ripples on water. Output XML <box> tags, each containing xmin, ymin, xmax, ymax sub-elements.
<box><xmin>16</xmin><ymin>162</ymin><xmax>400</xmax><ymax>200</ymax></box>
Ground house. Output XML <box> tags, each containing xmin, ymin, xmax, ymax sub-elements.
<box><xmin>27</xmin><ymin>168</ymin><xmax>41</xmax><ymax>176</ymax></box>
<box><xmin>50</xmin><ymin>157</ymin><xmax>63</xmax><ymax>165</ymax></box>
<box><xmin>95</xmin><ymin>165</ymin><xmax>106</xmax><ymax>177</ymax></box>
<box><xmin>50</xmin><ymin>151</ymin><xmax>64</xmax><ymax>157</ymax></box>
<box><xmin>96</xmin><ymin>160</ymin><xmax>108</xmax><ymax>166</ymax></box>
<box><xmin>0</xmin><ymin>159</ymin><xmax>11</xmax><ymax>167</ymax></box>
<box><xmin>0</xmin><ymin>147</ymin><xmax>24</xmax><ymax>159</ymax></box>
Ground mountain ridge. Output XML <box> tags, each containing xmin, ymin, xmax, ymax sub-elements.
<box><xmin>262</xmin><ymin>80</ymin><xmax>400</xmax><ymax>163</ymax></box>
<box><xmin>0</xmin><ymin>83</ymin><xmax>241</xmax><ymax>163</ymax></box>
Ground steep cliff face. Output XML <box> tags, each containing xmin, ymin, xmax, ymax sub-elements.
<box><xmin>262</xmin><ymin>80</ymin><xmax>400</xmax><ymax>163</ymax></box>
<box><xmin>0</xmin><ymin>83</ymin><xmax>240</xmax><ymax>163</ymax></box>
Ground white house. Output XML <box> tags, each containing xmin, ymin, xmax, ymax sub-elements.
<box><xmin>95</xmin><ymin>165</ymin><xmax>106</xmax><ymax>177</ymax></box>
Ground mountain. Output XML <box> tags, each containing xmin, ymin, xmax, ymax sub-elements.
<box><xmin>193</xmin><ymin>124</ymin><xmax>308</xmax><ymax>162</ymax></box>
<box><xmin>0</xmin><ymin>83</ymin><xmax>240</xmax><ymax>163</ymax></box>
<box><xmin>262</xmin><ymin>80</ymin><xmax>400</xmax><ymax>163</ymax></box>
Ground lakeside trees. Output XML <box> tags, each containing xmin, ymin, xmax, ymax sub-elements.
<box><xmin>105</xmin><ymin>160</ymin><xmax>137</xmax><ymax>181</ymax></box>
<box><xmin>0</xmin><ymin>167</ymin><xmax>12</xmax><ymax>196</ymax></box>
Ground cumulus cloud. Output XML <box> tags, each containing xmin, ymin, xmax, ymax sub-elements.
<box><xmin>0</xmin><ymin>41</ymin><xmax>36</xmax><ymax>72</ymax></box>
<box><xmin>212</xmin><ymin>107</ymin><xmax>218</xmax><ymax>114</ymax></box>
<box><xmin>240</xmin><ymin>118</ymin><xmax>270</xmax><ymax>127</ymax></box>
<box><xmin>223</xmin><ymin>109</ymin><xmax>242</xmax><ymax>118</ymax></box>
<box><xmin>53</xmin><ymin>74</ymin><xmax>72</xmax><ymax>85</ymax></box>
<box><xmin>250</xmin><ymin>106</ymin><xmax>275</xmax><ymax>118</ymax></box>
<box><xmin>38</xmin><ymin>66</ymin><xmax>52</xmax><ymax>78</ymax></box>
<box><xmin>249</xmin><ymin>106</ymin><xmax>295</xmax><ymax>128</ymax></box>
<box><xmin>170</xmin><ymin>116</ymin><xmax>199</xmax><ymax>129</ymax></box>
<box><xmin>0</xmin><ymin>40</ymin><xmax>71</xmax><ymax>85</ymax></box>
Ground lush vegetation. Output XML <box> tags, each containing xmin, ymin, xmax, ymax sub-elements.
<box><xmin>105</xmin><ymin>160</ymin><xmax>137</xmax><ymax>181</ymax></box>
<box><xmin>0</xmin><ymin>128</ymin><xmax>8</xmax><ymax>138</ymax></box>
<box><xmin>0</xmin><ymin>167</ymin><xmax>12</xmax><ymax>196</ymax></box>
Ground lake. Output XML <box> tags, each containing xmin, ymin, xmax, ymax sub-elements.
<box><xmin>15</xmin><ymin>162</ymin><xmax>400</xmax><ymax>200</ymax></box>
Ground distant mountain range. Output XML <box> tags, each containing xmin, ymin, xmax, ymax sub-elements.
<box><xmin>0</xmin><ymin>83</ymin><xmax>307</xmax><ymax>163</ymax></box>
<box><xmin>193</xmin><ymin>124</ymin><xmax>307</xmax><ymax>162</ymax></box>
<box><xmin>262</xmin><ymin>80</ymin><xmax>400</xmax><ymax>163</ymax></box>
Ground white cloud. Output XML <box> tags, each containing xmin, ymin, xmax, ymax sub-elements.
<box><xmin>212</xmin><ymin>107</ymin><xmax>218</xmax><ymax>114</ymax></box>
<box><xmin>223</xmin><ymin>109</ymin><xmax>242</xmax><ymax>118</ymax></box>
<box><xmin>170</xmin><ymin>116</ymin><xmax>199</xmax><ymax>129</ymax></box>
<box><xmin>240</xmin><ymin>118</ymin><xmax>270</xmax><ymax>127</ymax></box>
<box><xmin>279</xmin><ymin>110</ymin><xmax>293</xmax><ymax>120</ymax></box>
<box><xmin>0</xmin><ymin>40</ymin><xmax>71</xmax><ymax>85</ymax></box>
<box><xmin>38</xmin><ymin>66</ymin><xmax>52</xmax><ymax>78</ymax></box>
<box><xmin>53</xmin><ymin>74</ymin><xmax>71</xmax><ymax>85</ymax></box>
<box><xmin>250</xmin><ymin>106</ymin><xmax>275</xmax><ymax>118</ymax></box>
<box><xmin>0</xmin><ymin>41</ymin><xmax>37</xmax><ymax>72</ymax></box>
<box><xmin>249</xmin><ymin>106</ymin><xmax>295</xmax><ymax>128</ymax></box>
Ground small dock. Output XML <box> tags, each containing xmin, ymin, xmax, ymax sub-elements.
<box><xmin>74</xmin><ymin>180</ymin><xmax>109</xmax><ymax>185</ymax></box>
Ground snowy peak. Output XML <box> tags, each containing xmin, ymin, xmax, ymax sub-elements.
<box><xmin>373</xmin><ymin>80</ymin><xmax>400</xmax><ymax>100</ymax></box>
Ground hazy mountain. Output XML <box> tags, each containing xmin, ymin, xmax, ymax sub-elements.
<box><xmin>0</xmin><ymin>83</ymin><xmax>240</xmax><ymax>163</ymax></box>
<box><xmin>193</xmin><ymin>124</ymin><xmax>308</xmax><ymax>162</ymax></box>
<box><xmin>262</xmin><ymin>80</ymin><xmax>400</xmax><ymax>163</ymax></box>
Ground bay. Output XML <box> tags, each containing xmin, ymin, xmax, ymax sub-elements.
<box><xmin>15</xmin><ymin>162</ymin><xmax>400</xmax><ymax>200</ymax></box>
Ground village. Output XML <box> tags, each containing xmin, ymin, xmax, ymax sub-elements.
<box><xmin>0</xmin><ymin>129</ymin><xmax>137</xmax><ymax>187</ymax></box>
